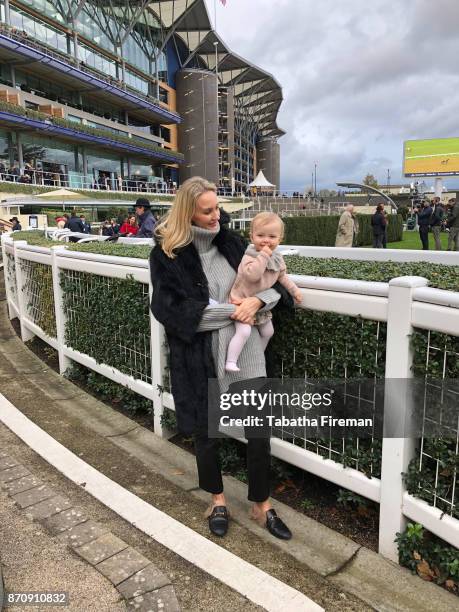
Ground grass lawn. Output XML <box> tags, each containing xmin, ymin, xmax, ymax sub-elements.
<box><xmin>387</xmin><ymin>230</ymin><xmax>451</xmax><ymax>250</ymax></box>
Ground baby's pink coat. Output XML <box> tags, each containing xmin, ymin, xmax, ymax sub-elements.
<box><xmin>230</xmin><ymin>249</ymin><xmax>299</xmax><ymax>302</ymax></box>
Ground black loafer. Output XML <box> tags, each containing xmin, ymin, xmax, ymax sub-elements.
<box><xmin>265</xmin><ymin>509</ymin><xmax>292</xmax><ymax>540</ymax></box>
<box><xmin>208</xmin><ymin>505</ymin><xmax>229</xmax><ymax>537</ymax></box>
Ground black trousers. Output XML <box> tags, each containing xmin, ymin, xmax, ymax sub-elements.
<box><xmin>373</xmin><ymin>233</ymin><xmax>383</xmax><ymax>248</ymax></box>
<box><xmin>419</xmin><ymin>226</ymin><xmax>429</xmax><ymax>250</ymax></box>
<box><xmin>194</xmin><ymin>433</ymin><xmax>271</xmax><ymax>502</ymax></box>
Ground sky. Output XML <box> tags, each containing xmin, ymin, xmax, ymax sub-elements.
<box><xmin>207</xmin><ymin>0</ymin><xmax>459</xmax><ymax>191</ymax></box>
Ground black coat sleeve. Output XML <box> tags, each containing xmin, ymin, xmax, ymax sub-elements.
<box><xmin>149</xmin><ymin>247</ymin><xmax>208</xmax><ymax>344</ymax></box>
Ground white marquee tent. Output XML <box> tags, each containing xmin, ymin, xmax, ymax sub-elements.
<box><xmin>248</xmin><ymin>171</ymin><xmax>275</xmax><ymax>189</ymax></box>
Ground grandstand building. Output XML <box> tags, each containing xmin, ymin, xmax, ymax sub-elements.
<box><xmin>0</xmin><ymin>0</ymin><xmax>284</xmax><ymax>192</ymax></box>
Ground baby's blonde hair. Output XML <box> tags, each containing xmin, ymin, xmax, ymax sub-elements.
<box><xmin>250</xmin><ymin>212</ymin><xmax>284</xmax><ymax>240</ymax></box>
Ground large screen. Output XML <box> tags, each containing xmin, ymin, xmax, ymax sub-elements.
<box><xmin>404</xmin><ymin>138</ymin><xmax>459</xmax><ymax>176</ymax></box>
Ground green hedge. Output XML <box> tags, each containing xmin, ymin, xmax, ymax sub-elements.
<box><xmin>396</xmin><ymin>523</ymin><xmax>458</xmax><ymax>595</ymax></box>
<box><xmin>0</xmin><ymin>100</ymin><xmax>183</xmax><ymax>160</ymax></box>
<box><xmin>0</xmin><ymin>181</ymin><xmax>175</xmax><ymax>201</ymax></box>
<box><xmin>283</xmin><ymin>214</ymin><xmax>403</xmax><ymax>246</ymax></box>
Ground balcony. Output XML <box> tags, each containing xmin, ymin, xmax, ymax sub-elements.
<box><xmin>0</xmin><ymin>25</ymin><xmax>181</xmax><ymax>126</ymax></box>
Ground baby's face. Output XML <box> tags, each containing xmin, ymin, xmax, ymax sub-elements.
<box><xmin>251</xmin><ymin>220</ymin><xmax>282</xmax><ymax>251</ymax></box>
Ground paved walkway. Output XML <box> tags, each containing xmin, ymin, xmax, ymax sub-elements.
<box><xmin>1</xmin><ymin>272</ymin><xmax>457</xmax><ymax>611</ymax></box>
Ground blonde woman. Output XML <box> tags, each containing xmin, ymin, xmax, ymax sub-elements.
<box><xmin>150</xmin><ymin>177</ymin><xmax>293</xmax><ymax>540</ymax></box>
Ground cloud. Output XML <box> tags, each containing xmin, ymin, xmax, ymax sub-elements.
<box><xmin>211</xmin><ymin>0</ymin><xmax>459</xmax><ymax>190</ymax></box>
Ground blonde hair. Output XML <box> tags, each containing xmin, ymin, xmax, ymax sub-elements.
<box><xmin>250</xmin><ymin>212</ymin><xmax>284</xmax><ymax>240</ymax></box>
<box><xmin>155</xmin><ymin>176</ymin><xmax>217</xmax><ymax>258</ymax></box>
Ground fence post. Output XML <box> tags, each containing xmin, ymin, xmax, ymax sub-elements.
<box><xmin>149</xmin><ymin>277</ymin><xmax>174</xmax><ymax>440</ymax></box>
<box><xmin>1</xmin><ymin>236</ymin><xmax>15</xmax><ymax>320</ymax></box>
<box><xmin>50</xmin><ymin>246</ymin><xmax>72</xmax><ymax>375</ymax></box>
<box><xmin>13</xmin><ymin>240</ymin><xmax>35</xmax><ymax>342</ymax></box>
<box><xmin>379</xmin><ymin>275</ymin><xmax>428</xmax><ymax>561</ymax></box>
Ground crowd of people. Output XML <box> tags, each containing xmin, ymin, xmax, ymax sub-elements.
<box><xmin>413</xmin><ymin>197</ymin><xmax>459</xmax><ymax>251</ymax></box>
<box><xmin>52</xmin><ymin>198</ymin><xmax>158</xmax><ymax>241</ymax></box>
<box><xmin>335</xmin><ymin>198</ymin><xmax>459</xmax><ymax>251</ymax></box>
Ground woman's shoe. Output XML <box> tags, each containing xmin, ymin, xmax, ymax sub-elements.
<box><xmin>205</xmin><ymin>505</ymin><xmax>229</xmax><ymax>537</ymax></box>
<box><xmin>250</xmin><ymin>507</ymin><xmax>292</xmax><ymax>540</ymax></box>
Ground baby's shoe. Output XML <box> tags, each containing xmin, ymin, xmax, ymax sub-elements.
<box><xmin>225</xmin><ymin>362</ymin><xmax>240</xmax><ymax>372</ymax></box>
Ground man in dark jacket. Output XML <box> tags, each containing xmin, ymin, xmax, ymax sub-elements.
<box><xmin>134</xmin><ymin>197</ymin><xmax>155</xmax><ymax>238</ymax></box>
<box><xmin>447</xmin><ymin>198</ymin><xmax>459</xmax><ymax>251</ymax></box>
<box><xmin>9</xmin><ymin>217</ymin><xmax>22</xmax><ymax>231</ymax></box>
<box><xmin>371</xmin><ymin>204</ymin><xmax>386</xmax><ymax>248</ymax></box>
<box><xmin>79</xmin><ymin>215</ymin><xmax>91</xmax><ymax>234</ymax></box>
<box><xmin>65</xmin><ymin>211</ymin><xmax>84</xmax><ymax>242</ymax></box>
<box><xmin>417</xmin><ymin>200</ymin><xmax>432</xmax><ymax>250</ymax></box>
<box><xmin>429</xmin><ymin>197</ymin><xmax>444</xmax><ymax>251</ymax></box>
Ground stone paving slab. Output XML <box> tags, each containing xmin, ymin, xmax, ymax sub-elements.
<box><xmin>42</xmin><ymin>507</ymin><xmax>88</xmax><ymax>535</ymax></box>
<box><xmin>0</xmin><ymin>445</ymin><xmax>181</xmax><ymax>610</ymax></box>
<box><xmin>73</xmin><ymin>533</ymin><xmax>129</xmax><ymax>565</ymax></box>
<box><xmin>57</xmin><ymin>519</ymin><xmax>111</xmax><ymax>548</ymax></box>
<box><xmin>0</xmin><ymin>337</ymin><xmax>24</xmax><ymax>356</ymax></box>
<box><xmin>96</xmin><ymin>547</ymin><xmax>151</xmax><ymax>586</ymax></box>
<box><xmin>117</xmin><ymin>565</ymin><xmax>171</xmax><ymax>600</ymax></box>
<box><xmin>126</xmin><ymin>586</ymin><xmax>180</xmax><ymax>612</ymax></box>
<box><xmin>0</xmin><ymin>464</ymin><xmax>31</xmax><ymax>483</ymax></box>
<box><xmin>2</xmin><ymin>348</ymin><xmax>48</xmax><ymax>373</ymax></box>
<box><xmin>2</xmin><ymin>474</ymin><xmax>43</xmax><ymax>495</ymax></box>
<box><xmin>0</xmin><ymin>455</ymin><xmax>19</xmax><ymax>470</ymax></box>
<box><xmin>25</xmin><ymin>495</ymin><xmax>72</xmax><ymax>521</ymax></box>
<box><xmin>26</xmin><ymin>372</ymin><xmax>85</xmax><ymax>401</ymax></box>
<box><xmin>12</xmin><ymin>484</ymin><xmax>56</xmax><ymax>509</ymax></box>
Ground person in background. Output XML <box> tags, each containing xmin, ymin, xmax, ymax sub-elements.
<box><xmin>65</xmin><ymin>210</ymin><xmax>84</xmax><ymax>242</ymax></box>
<box><xmin>110</xmin><ymin>218</ymin><xmax>120</xmax><ymax>234</ymax></box>
<box><xmin>101</xmin><ymin>220</ymin><xmax>115</xmax><ymax>236</ymax></box>
<box><xmin>381</xmin><ymin>208</ymin><xmax>388</xmax><ymax>248</ymax></box>
<box><xmin>335</xmin><ymin>204</ymin><xmax>358</xmax><ymax>247</ymax></box>
<box><xmin>429</xmin><ymin>197</ymin><xmax>444</xmax><ymax>251</ymax></box>
<box><xmin>446</xmin><ymin>197</ymin><xmax>459</xmax><ymax>251</ymax></box>
<box><xmin>417</xmin><ymin>199</ymin><xmax>433</xmax><ymax>250</ymax></box>
<box><xmin>134</xmin><ymin>197</ymin><xmax>155</xmax><ymax>238</ymax></box>
<box><xmin>80</xmin><ymin>215</ymin><xmax>91</xmax><ymax>234</ymax></box>
<box><xmin>119</xmin><ymin>214</ymin><xmax>138</xmax><ymax>236</ymax></box>
<box><xmin>9</xmin><ymin>217</ymin><xmax>22</xmax><ymax>231</ymax></box>
<box><xmin>55</xmin><ymin>215</ymin><xmax>66</xmax><ymax>229</ymax></box>
<box><xmin>371</xmin><ymin>204</ymin><xmax>386</xmax><ymax>248</ymax></box>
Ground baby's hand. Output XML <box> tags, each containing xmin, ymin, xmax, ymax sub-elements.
<box><xmin>230</xmin><ymin>297</ymin><xmax>243</xmax><ymax>305</ymax></box>
<box><xmin>294</xmin><ymin>290</ymin><xmax>302</xmax><ymax>304</ymax></box>
<box><xmin>261</xmin><ymin>245</ymin><xmax>272</xmax><ymax>257</ymax></box>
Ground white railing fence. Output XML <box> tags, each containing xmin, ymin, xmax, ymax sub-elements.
<box><xmin>1</xmin><ymin>233</ymin><xmax>458</xmax><ymax>562</ymax></box>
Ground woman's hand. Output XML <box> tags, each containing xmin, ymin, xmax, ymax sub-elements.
<box><xmin>231</xmin><ymin>297</ymin><xmax>263</xmax><ymax>325</ymax></box>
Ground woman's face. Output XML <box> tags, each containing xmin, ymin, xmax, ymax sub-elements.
<box><xmin>192</xmin><ymin>191</ymin><xmax>220</xmax><ymax>230</ymax></box>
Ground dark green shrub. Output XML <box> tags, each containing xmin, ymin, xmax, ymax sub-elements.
<box><xmin>283</xmin><ymin>214</ymin><xmax>403</xmax><ymax>246</ymax></box>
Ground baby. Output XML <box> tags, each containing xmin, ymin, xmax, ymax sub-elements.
<box><xmin>225</xmin><ymin>212</ymin><xmax>302</xmax><ymax>372</ymax></box>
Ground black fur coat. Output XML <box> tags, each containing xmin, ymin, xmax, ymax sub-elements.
<box><xmin>149</xmin><ymin>224</ymin><xmax>293</xmax><ymax>435</ymax></box>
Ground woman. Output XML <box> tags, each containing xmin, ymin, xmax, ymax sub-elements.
<box><xmin>150</xmin><ymin>177</ymin><xmax>293</xmax><ymax>540</ymax></box>
<box><xmin>120</xmin><ymin>214</ymin><xmax>138</xmax><ymax>236</ymax></box>
<box><xmin>371</xmin><ymin>204</ymin><xmax>387</xmax><ymax>249</ymax></box>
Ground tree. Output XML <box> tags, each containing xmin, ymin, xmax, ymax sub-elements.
<box><xmin>363</xmin><ymin>174</ymin><xmax>378</xmax><ymax>188</ymax></box>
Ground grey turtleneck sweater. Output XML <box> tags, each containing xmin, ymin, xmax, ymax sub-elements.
<box><xmin>192</xmin><ymin>225</ymin><xmax>280</xmax><ymax>391</ymax></box>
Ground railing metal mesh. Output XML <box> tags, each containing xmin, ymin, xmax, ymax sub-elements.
<box><xmin>19</xmin><ymin>259</ymin><xmax>56</xmax><ymax>338</ymax></box>
<box><xmin>411</xmin><ymin>329</ymin><xmax>459</xmax><ymax>519</ymax></box>
<box><xmin>60</xmin><ymin>269</ymin><xmax>151</xmax><ymax>384</ymax></box>
<box><xmin>271</xmin><ymin>310</ymin><xmax>385</xmax><ymax>478</ymax></box>
<box><xmin>5</xmin><ymin>251</ymin><xmax>17</xmax><ymax>305</ymax></box>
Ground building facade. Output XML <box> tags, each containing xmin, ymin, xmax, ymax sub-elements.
<box><xmin>0</xmin><ymin>0</ymin><xmax>284</xmax><ymax>192</ymax></box>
